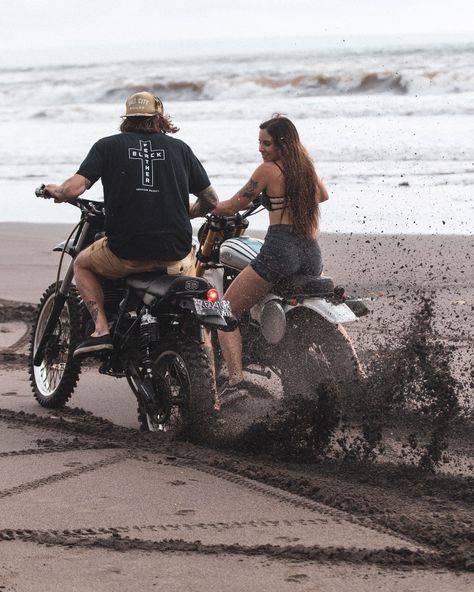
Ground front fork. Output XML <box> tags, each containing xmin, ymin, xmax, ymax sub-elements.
<box><xmin>194</xmin><ymin>228</ymin><xmax>218</xmax><ymax>278</ymax></box>
<box><xmin>194</xmin><ymin>224</ymin><xmax>247</xmax><ymax>278</ymax></box>
<box><xmin>33</xmin><ymin>221</ymin><xmax>91</xmax><ymax>366</ymax></box>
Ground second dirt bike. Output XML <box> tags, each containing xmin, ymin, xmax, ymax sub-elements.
<box><xmin>194</xmin><ymin>200</ymin><xmax>368</xmax><ymax>405</ymax></box>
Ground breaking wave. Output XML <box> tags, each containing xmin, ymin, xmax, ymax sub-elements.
<box><xmin>0</xmin><ymin>41</ymin><xmax>473</xmax><ymax>110</ymax></box>
<box><xmin>98</xmin><ymin>72</ymin><xmax>411</xmax><ymax>102</ymax></box>
<box><xmin>0</xmin><ymin>45</ymin><xmax>474</xmax><ymax>120</ymax></box>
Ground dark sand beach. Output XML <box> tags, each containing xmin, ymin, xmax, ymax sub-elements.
<box><xmin>0</xmin><ymin>222</ymin><xmax>473</xmax><ymax>590</ymax></box>
<box><xmin>2</xmin><ymin>221</ymin><xmax>472</xmax><ymax>363</ymax></box>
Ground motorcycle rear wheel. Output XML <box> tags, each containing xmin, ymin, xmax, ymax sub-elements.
<box><xmin>136</xmin><ymin>336</ymin><xmax>214</xmax><ymax>441</ymax></box>
<box><xmin>277</xmin><ymin>309</ymin><xmax>362</xmax><ymax>406</ymax></box>
<box><xmin>29</xmin><ymin>282</ymin><xmax>82</xmax><ymax>408</ymax></box>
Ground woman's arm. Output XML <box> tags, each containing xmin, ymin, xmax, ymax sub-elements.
<box><xmin>213</xmin><ymin>165</ymin><xmax>268</xmax><ymax>216</ymax></box>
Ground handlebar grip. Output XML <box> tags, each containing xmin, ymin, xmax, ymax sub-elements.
<box><xmin>35</xmin><ymin>184</ymin><xmax>51</xmax><ymax>199</ymax></box>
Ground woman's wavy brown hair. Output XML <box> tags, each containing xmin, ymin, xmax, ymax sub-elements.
<box><xmin>119</xmin><ymin>113</ymin><xmax>179</xmax><ymax>134</ymax></box>
<box><xmin>260</xmin><ymin>114</ymin><xmax>320</xmax><ymax>237</ymax></box>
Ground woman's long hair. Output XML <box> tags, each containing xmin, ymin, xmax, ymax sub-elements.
<box><xmin>260</xmin><ymin>115</ymin><xmax>320</xmax><ymax>237</ymax></box>
<box><xmin>120</xmin><ymin>113</ymin><xmax>179</xmax><ymax>134</ymax></box>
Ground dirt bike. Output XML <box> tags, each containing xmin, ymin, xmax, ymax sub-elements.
<box><xmin>194</xmin><ymin>198</ymin><xmax>368</xmax><ymax>407</ymax></box>
<box><xmin>29</xmin><ymin>186</ymin><xmax>236</xmax><ymax>439</ymax></box>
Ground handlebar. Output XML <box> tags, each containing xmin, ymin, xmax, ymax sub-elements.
<box><xmin>35</xmin><ymin>184</ymin><xmax>105</xmax><ymax>216</ymax></box>
<box><xmin>242</xmin><ymin>194</ymin><xmax>262</xmax><ymax>217</ymax></box>
<box><xmin>35</xmin><ymin>184</ymin><xmax>51</xmax><ymax>199</ymax></box>
<box><xmin>206</xmin><ymin>195</ymin><xmax>263</xmax><ymax>225</ymax></box>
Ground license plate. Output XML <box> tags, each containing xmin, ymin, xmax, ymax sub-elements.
<box><xmin>193</xmin><ymin>298</ymin><xmax>232</xmax><ymax>317</ymax></box>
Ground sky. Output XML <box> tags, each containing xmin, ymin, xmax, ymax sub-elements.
<box><xmin>1</xmin><ymin>0</ymin><xmax>473</xmax><ymax>66</ymax></box>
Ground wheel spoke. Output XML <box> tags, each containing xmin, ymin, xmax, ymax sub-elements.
<box><xmin>30</xmin><ymin>284</ymin><xmax>81</xmax><ymax>405</ymax></box>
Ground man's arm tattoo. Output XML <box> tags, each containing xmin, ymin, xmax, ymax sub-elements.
<box><xmin>54</xmin><ymin>186</ymin><xmax>66</xmax><ymax>200</ymax></box>
<box><xmin>190</xmin><ymin>185</ymin><xmax>219</xmax><ymax>218</ymax></box>
<box><xmin>85</xmin><ymin>300</ymin><xmax>99</xmax><ymax>323</ymax></box>
<box><xmin>55</xmin><ymin>176</ymin><xmax>90</xmax><ymax>202</ymax></box>
<box><xmin>241</xmin><ymin>178</ymin><xmax>259</xmax><ymax>200</ymax></box>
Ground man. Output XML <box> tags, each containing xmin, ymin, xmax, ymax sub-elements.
<box><xmin>45</xmin><ymin>91</ymin><xmax>218</xmax><ymax>357</ymax></box>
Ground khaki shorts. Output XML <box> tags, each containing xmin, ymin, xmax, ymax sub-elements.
<box><xmin>87</xmin><ymin>237</ymin><xmax>195</xmax><ymax>280</ymax></box>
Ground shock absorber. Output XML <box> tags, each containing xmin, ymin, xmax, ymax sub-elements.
<box><xmin>140</xmin><ymin>309</ymin><xmax>159</xmax><ymax>379</ymax></box>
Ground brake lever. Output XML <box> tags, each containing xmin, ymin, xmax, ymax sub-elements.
<box><xmin>90</xmin><ymin>203</ymin><xmax>104</xmax><ymax>215</ymax></box>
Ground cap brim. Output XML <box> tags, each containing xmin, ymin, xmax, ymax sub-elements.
<box><xmin>121</xmin><ymin>113</ymin><xmax>157</xmax><ymax>118</ymax></box>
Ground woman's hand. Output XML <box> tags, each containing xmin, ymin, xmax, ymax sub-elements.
<box><xmin>212</xmin><ymin>200</ymin><xmax>239</xmax><ymax>216</ymax></box>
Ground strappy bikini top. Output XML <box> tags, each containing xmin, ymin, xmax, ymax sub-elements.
<box><xmin>261</xmin><ymin>190</ymin><xmax>286</xmax><ymax>211</ymax></box>
<box><xmin>260</xmin><ymin>161</ymin><xmax>287</xmax><ymax>212</ymax></box>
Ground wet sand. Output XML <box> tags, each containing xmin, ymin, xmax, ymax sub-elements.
<box><xmin>1</xmin><ymin>221</ymin><xmax>473</xmax><ymax>363</ymax></box>
<box><xmin>0</xmin><ymin>223</ymin><xmax>473</xmax><ymax>589</ymax></box>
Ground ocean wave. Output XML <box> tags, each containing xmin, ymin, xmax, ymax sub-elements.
<box><xmin>102</xmin><ymin>80</ymin><xmax>208</xmax><ymax>102</ymax></box>
<box><xmin>1</xmin><ymin>45</ymin><xmax>473</xmax><ymax>110</ymax></box>
<box><xmin>92</xmin><ymin>72</ymin><xmax>423</xmax><ymax>101</ymax></box>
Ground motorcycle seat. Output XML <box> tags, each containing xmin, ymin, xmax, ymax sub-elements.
<box><xmin>126</xmin><ymin>273</ymin><xmax>210</xmax><ymax>299</ymax></box>
<box><xmin>273</xmin><ymin>275</ymin><xmax>334</xmax><ymax>298</ymax></box>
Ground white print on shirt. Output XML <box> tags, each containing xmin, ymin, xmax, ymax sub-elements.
<box><xmin>128</xmin><ymin>140</ymin><xmax>165</xmax><ymax>188</ymax></box>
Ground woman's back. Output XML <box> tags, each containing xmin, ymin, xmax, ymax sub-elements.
<box><xmin>260</xmin><ymin>160</ymin><xmax>293</xmax><ymax>227</ymax></box>
<box><xmin>261</xmin><ymin>160</ymin><xmax>322</xmax><ymax>238</ymax></box>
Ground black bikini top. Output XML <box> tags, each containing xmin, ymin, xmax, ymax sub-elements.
<box><xmin>261</xmin><ymin>161</ymin><xmax>287</xmax><ymax>212</ymax></box>
<box><xmin>261</xmin><ymin>190</ymin><xmax>287</xmax><ymax>211</ymax></box>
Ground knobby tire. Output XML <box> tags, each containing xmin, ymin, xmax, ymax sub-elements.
<box><xmin>29</xmin><ymin>282</ymin><xmax>82</xmax><ymax>408</ymax></box>
<box><xmin>136</xmin><ymin>336</ymin><xmax>214</xmax><ymax>441</ymax></box>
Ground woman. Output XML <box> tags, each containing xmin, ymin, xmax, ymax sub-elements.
<box><xmin>212</xmin><ymin>114</ymin><xmax>329</xmax><ymax>404</ymax></box>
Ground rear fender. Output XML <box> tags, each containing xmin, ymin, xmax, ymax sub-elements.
<box><xmin>203</xmin><ymin>267</ymin><xmax>224</xmax><ymax>299</ymax></box>
<box><xmin>252</xmin><ymin>294</ymin><xmax>357</xmax><ymax>345</ymax></box>
<box><xmin>178</xmin><ymin>296</ymin><xmax>237</xmax><ymax>331</ymax></box>
<box><xmin>294</xmin><ymin>297</ymin><xmax>358</xmax><ymax>324</ymax></box>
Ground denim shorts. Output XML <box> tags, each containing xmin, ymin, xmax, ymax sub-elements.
<box><xmin>250</xmin><ymin>224</ymin><xmax>323</xmax><ymax>284</ymax></box>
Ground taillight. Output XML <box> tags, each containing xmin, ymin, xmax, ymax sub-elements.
<box><xmin>207</xmin><ymin>288</ymin><xmax>219</xmax><ymax>302</ymax></box>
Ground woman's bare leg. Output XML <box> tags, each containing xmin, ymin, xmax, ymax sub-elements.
<box><xmin>218</xmin><ymin>265</ymin><xmax>272</xmax><ymax>385</ymax></box>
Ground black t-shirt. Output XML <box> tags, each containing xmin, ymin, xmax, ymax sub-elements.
<box><xmin>76</xmin><ymin>132</ymin><xmax>210</xmax><ymax>261</ymax></box>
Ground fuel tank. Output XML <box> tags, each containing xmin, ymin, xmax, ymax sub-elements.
<box><xmin>219</xmin><ymin>236</ymin><xmax>263</xmax><ymax>271</ymax></box>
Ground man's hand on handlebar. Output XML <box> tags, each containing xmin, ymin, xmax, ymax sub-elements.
<box><xmin>35</xmin><ymin>174</ymin><xmax>91</xmax><ymax>203</ymax></box>
<box><xmin>35</xmin><ymin>183</ymin><xmax>65</xmax><ymax>203</ymax></box>
<box><xmin>35</xmin><ymin>184</ymin><xmax>50</xmax><ymax>199</ymax></box>
<box><xmin>48</xmin><ymin>183</ymin><xmax>77</xmax><ymax>203</ymax></box>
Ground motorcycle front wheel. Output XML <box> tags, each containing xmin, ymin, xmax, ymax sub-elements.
<box><xmin>135</xmin><ymin>336</ymin><xmax>215</xmax><ymax>441</ymax></box>
<box><xmin>29</xmin><ymin>282</ymin><xmax>82</xmax><ymax>408</ymax></box>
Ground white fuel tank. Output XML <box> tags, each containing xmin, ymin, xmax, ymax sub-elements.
<box><xmin>219</xmin><ymin>236</ymin><xmax>264</xmax><ymax>271</ymax></box>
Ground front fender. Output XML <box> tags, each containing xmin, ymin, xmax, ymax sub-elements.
<box><xmin>53</xmin><ymin>239</ymin><xmax>76</xmax><ymax>255</ymax></box>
